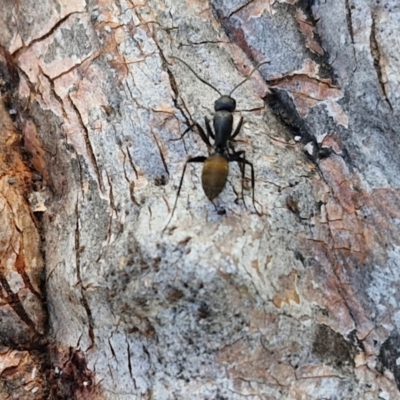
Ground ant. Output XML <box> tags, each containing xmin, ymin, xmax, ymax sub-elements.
<box><xmin>165</xmin><ymin>56</ymin><xmax>269</xmax><ymax>227</ymax></box>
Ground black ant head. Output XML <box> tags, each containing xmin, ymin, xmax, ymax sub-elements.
<box><xmin>214</xmin><ymin>95</ymin><xmax>236</xmax><ymax>112</ymax></box>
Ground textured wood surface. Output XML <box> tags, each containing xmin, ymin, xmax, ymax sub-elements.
<box><xmin>0</xmin><ymin>0</ymin><xmax>399</xmax><ymax>398</ymax></box>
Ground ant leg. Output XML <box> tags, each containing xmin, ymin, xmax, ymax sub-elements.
<box><xmin>239</xmin><ymin>158</ymin><xmax>261</xmax><ymax>216</ymax></box>
<box><xmin>228</xmin><ymin>151</ymin><xmax>261</xmax><ymax>216</ymax></box>
<box><xmin>171</xmin><ymin>123</ymin><xmax>212</xmax><ymax>148</ymax></box>
<box><xmin>228</xmin><ymin>139</ymin><xmax>239</xmax><ymax>155</ymax></box>
<box><xmin>208</xmin><ymin>200</ymin><xmax>225</xmax><ymax>216</ymax></box>
<box><xmin>163</xmin><ymin>156</ymin><xmax>207</xmax><ymax>230</ymax></box>
<box><xmin>230</xmin><ymin>150</ymin><xmax>247</xmax><ymax>208</ymax></box>
<box><xmin>239</xmin><ymin>160</ymin><xmax>247</xmax><ymax>208</ymax></box>
<box><xmin>170</xmin><ymin>123</ymin><xmax>196</xmax><ymax>141</ymax></box>
<box><xmin>227</xmin><ymin>117</ymin><xmax>244</xmax><ymax>154</ymax></box>
<box><xmin>204</xmin><ymin>117</ymin><xmax>215</xmax><ymax>140</ymax></box>
<box><xmin>195</xmin><ymin>122</ymin><xmax>212</xmax><ymax>149</ymax></box>
<box><xmin>230</xmin><ymin>116</ymin><xmax>244</xmax><ymax>140</ymax></box>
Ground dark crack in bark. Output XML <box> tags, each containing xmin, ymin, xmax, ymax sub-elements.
<box><xmin>12</xmin><ymin>12</ymin><xmax>84</xmax><ymax>57</ymax></box>
<box><xmin>344</xmin><ymin>0</ymin><xmax>355</xmax><ymax>45</ymax></box>
<box><xmin>74</xmin><ymin>202</ymin><xmax>95</xmax><ymax>349</ymax></box>
<box><xmin>68</xmin><ymin>93</ymin><xmax>105</xmax><ymax>192</ymax></box>
<box><xmin>370</xmin><ymin>11</ymin><xmax>393</xmax><ymax>111</ymax></box>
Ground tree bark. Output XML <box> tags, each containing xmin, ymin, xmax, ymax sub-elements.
<box><xmin>0</xmin><ymin>0</ymin><xmax>399</xmax><ymax>399</ymax></box>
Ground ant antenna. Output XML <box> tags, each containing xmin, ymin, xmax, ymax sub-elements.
<box><xmin>229</xmin><ymin>61</ymin><xmax>270</xmax><ymax>97</ymax></box>
<box><xmin>171</xmin><ymin>56</ymin><xmax>269</xmax><ymax>99</ymax></box>
<box><xmin>171</xmin><ymin>56</ymin><xmax>222</xmax><ymax>97</ymax></box>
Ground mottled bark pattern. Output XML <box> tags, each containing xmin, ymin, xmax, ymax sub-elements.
<box><xmin>0</xmin><ymin>0</ymin><xmax>399</xmax><ymax>399</ymax></box>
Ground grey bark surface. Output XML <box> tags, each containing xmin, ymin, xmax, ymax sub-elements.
<box><xmin>0</xmin><ymin>0</ymin><xmax>399</xmax><ymax>399</ymax></box>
